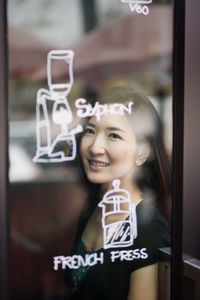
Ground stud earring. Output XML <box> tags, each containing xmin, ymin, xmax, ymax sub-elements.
<box><xmin>136</xmin><ymin>157</ymin><xmax>146</xmax><ymax>166</ymax></box>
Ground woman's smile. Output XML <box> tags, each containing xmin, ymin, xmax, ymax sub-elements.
<box><xmin>88</xmin><ymin>159</ymin><xmax>110</xmax><ymax>170</ymax></box>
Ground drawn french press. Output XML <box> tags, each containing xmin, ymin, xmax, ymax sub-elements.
<box><xmin>99</xmin><ymin>179</ymin><xmax>137</xmax><ymax>249</ymax></box>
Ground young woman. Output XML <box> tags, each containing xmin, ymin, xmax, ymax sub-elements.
<box><xmin>67</xmin><ymin>86</ymin><xmax>171</xmax><ymax>300</ymax></box>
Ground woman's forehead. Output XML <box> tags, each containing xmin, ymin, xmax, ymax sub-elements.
<box><xmin>87</xmin><ymin>114</ymin><xmax>132</xmax><ymax>131</ymax></box>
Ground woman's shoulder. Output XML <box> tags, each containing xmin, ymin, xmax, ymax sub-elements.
<box><xmin>135</xmin><ymin>200</ymin><xmax>171</xmax><ymax>247</ymax></box>
<box><xmin>136</xmin><ymin>200</ymin><xmax>169</xmax><ymax>227</ymax></box>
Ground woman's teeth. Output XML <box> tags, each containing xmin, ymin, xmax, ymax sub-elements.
<box><xmin>90</xmin><ymin>160</ymin><xmax>109</xmax><ymax>167</ymax></box>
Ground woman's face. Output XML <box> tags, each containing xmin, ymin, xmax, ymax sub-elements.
<box><xmin>80</xmin><ymin>113</ymin><xmax>139</xmax><ymax>187</ymax></box>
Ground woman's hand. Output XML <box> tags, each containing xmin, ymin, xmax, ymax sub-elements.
<box><xmin>127</xmin><ymin>263</ymin><xmax>158</xmax><ymax>300</ymax></box>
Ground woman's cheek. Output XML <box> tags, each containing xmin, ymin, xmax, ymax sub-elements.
<box><xmin>80</xmin><ymin>138</ymin><xmax>88</xmax><ymax>156</ymax></box>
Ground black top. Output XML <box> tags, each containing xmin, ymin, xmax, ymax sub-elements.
<box><xmin>66</xmin><ymin>200</ymin><xmax>171</xmax><ymax>300</ymax></box>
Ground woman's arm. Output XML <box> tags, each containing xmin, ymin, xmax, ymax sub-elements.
<box><xmin>127</xmin><ymin>263</ymin><xmax>158</xmax><ymax>300</ymax></box>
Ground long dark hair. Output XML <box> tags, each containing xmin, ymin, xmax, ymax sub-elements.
<box><xmin>77</xmin><ymin>86</ymin><xmax>171</xmax><ymax>213</ymax></box>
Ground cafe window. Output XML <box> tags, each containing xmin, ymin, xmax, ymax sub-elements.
<box><xmin>7</xmin><ymin>1</ymin><xmax>176</xmax><ymax>300</ymax></box>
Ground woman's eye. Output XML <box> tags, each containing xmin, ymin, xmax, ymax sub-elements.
<box><xmin>109</xmin><ymin>133</ymin><xmax>121</xmax><ymax>140</ymax></box>
<box><xmin>84</xmin><ymin>128</ymin><xmax>95</xmax><ymax>135</ymax></box>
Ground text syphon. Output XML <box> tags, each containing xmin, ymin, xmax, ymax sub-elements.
<box><xmin>75</xmin><ymin>98</ymin><xmax>134</xmax><ymax>121</ymax></box>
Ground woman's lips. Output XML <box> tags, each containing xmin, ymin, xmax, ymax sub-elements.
<box><xmin>88</xmin><ymin>159</ymin><xmax>110</xmax><ymax>171</ymax></box>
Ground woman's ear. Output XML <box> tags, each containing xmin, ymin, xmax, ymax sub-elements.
<box><xmin>135</xmin><ymin>143</ymin><xmax>150</xmax><ymax>166</ymax></box>
<box><xmin>136</xmin><ymin>156</ymin><xmax>147</xmax><ymax>166</ymax></box>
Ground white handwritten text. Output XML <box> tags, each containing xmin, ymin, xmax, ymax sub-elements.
<box><xmin>53</xmin><ymin>248</ymin><xmax>148</xmax><ymax>270</ymax></box>
<box><xmin>75</xmin><ymin>98</ymin><xmax>134</xmax><ymax>121</ymax></box>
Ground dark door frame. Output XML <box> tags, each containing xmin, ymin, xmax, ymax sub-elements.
<box><xmin>0</xmin><ymin>0</ymin><xmax>9</xmax><ymax>300</ymax></box>
<box><xmin>171</xmin><ymin>0</ymin><xmax>185</xmax><ymax>299</ymax></box>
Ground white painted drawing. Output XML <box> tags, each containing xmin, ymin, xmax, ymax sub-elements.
<box><xmin>75</xmin><ymin>98</ymin><xmax>133</xmax><ymax>122</ymax></box>
<box><xmin>98</xmin><ymin>179</ymin><xmax>137</xmax><ymax>249</ymax></box>
<box><xmin>33</xmin><ymin>50</ymin><xmax>83</xmax><ymax>163</ymax></box>
<box><xmin>120</xmin><ymin>0</ymin><xmax>152</xmax><ymax>15</ymax></box>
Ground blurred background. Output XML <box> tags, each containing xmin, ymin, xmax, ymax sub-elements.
<box><xmin>8</xmin><ymin>0</ymin><xmax>173</xmax><ymax>299</ymax></box>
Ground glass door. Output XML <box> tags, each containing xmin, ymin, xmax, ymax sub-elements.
<box><xmin>7</xmin><ymin>1</ymin><xmax>174</xmax><ymax>299</ymax></box>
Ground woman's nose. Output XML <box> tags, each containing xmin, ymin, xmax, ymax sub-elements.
<box><xmin>89</xmin><ymin>135</ymin><xmax>106</xmax><ymax>155</ymax></box>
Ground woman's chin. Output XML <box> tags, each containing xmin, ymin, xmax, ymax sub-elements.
<box><xmin>86</xmin><ymin>174</ymin><xmax>110</xmax><ymax>185</ymax></box>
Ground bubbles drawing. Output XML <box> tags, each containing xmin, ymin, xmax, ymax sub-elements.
<box><xmin>33</xmin><ymin>50</ymin><xmax>82</xmax><ymax>163</ymax></box>
<box><xmin>98</xmin><ymin>179</ymin><xmax>137</xmax><ymax>249</ymax></box>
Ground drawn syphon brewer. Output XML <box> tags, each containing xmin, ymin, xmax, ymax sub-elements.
<box><xmin>33</xmin><ymin>50</ymin><xmax>82</xmax><ymax>163</ymax></box>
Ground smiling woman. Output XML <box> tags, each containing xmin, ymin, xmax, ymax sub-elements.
<box><xmin>66</xmin><ymin>86</ymin><xmax>171</xmax><ymax>300</ymax></box>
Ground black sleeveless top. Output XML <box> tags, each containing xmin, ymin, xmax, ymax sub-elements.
<box><xmin>66</xmin><ymin>200</ymin><xmax>171</xmax><ymax>300</ymax></box>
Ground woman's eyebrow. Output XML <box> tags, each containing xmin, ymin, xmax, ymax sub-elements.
<box><xmin>86</xmin><ymin>122</ymin><xmax>96</xmax><ymax>128</ymax></box>
<box><xmin>106</xmin><ymin>127</ymin><xmax>126</xmax><ymax>133</ymax></box>
<box><xmin>86</xmin><ymin>123</ymin><xmax>126</xmax><ymax>133</ymax></box>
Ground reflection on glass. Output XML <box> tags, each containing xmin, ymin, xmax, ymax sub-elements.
<box><xmin>8</xmin><ymin>1</ymin><xmax>172</xmax><ymax>300</ymax></box>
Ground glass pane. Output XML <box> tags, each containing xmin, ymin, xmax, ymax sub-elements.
<box><xmin>8</xmin><ymin>1</ymin><xmax>173</xmax><ymax>299</ymax></box>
